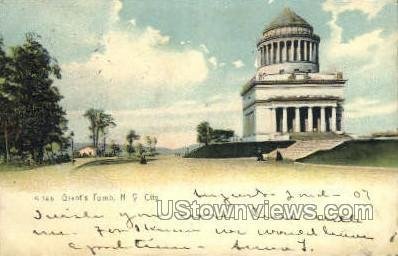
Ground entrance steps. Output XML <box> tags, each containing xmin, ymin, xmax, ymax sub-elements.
<box><xmin>266</xmin><ymin>138</ymin><xmax>348</xmax><ymax>161</ymax></box>
<box><xmin>289</xmin><ymin>132</ymin><xmax>349</xmax><ymax>141</ymax></box>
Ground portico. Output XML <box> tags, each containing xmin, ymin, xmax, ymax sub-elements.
<box><xmin>270</xmin><ymin>104</ymin><xmax>340</xmax><ymax>133</ymax></box>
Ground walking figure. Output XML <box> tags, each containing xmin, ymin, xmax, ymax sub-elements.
<box><xmin>256</xmin><ymin>148</ymin><xmax>264</xmax><ymax>161</ymax></box>
<box><xmin>140</xmin><ymin>154</ymin><xmax>147</xmax><ymax>164</ymax></box>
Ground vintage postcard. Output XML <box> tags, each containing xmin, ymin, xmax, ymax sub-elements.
<box><xmin>0</xmin><ymin>0</ymin><xmax>397</xmax><ymax>255</ymax></box>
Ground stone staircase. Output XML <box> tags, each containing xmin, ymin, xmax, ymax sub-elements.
<box><xmin>289</xmin><ymin>132</ymin><xmax>350</xmax><ymax>141</ymax></box>
<box><xmin>266</xmin><ymin>139</ymin><xmax>347</xmax><ymax>161</ymax></box>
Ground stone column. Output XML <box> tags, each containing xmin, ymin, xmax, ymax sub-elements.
<box><xmin>262</xmin><ymin>46</ymin><xmax>266</xmax><ymax>66</ymax></box>
<box><xmin>298</xmin><ymin>40</ymin><xmax>302</xmax><ymax>61</ymax></box>
<box><xmin>263</xmin><ymin>45</ymin><xmax>267</xmax><ymax>65</ymax></box>
<box><xmin>331</xmin><ymin>106</ymin><xmax>337</xmax><ymax>132</ymax></box>
<box><xmin>293</xmin><ymin>41</ymin><xmax>296</xmax><ymax>61</ymax></box>
<box><xmin>313</xmin><ymin>43</ymin><xmax>317</xmax><ymax>63</ymax></box>
<box><xmin>284</xmin><ymin>41</ymin><xmax>288</xmax><ymax>62</ymax></box>
<box><xmin>265</xmin><ymin>46</ymin><xmax>268</xmax><ymax>65</ymax></box>
<box><xmin>269</xmin><ymin>43</ymin><xmax>274</xmax><ymax>65</ymax></box>
<box><xmin>282</xmin><ymin>107</ymin><xmax>288</xmax><ymax>133</ymax></box>
<box><xmin>320</xmin><ymin>107</ymin><xmax>326</xmax><ymax>132</ymax></box>
<box><xmin>295</xmin><ymin>107</ymin><xmax>300</xmax><ymax>132</ymax></box>
<box><xmin>309</xmin><ymin>42</ymin><xmax>313</xmax><ymax>62</ymax></box>
<box><xmin>290</xmin><ymin>41</ymin><xmax>294</xmax><ymax>62</ymax></box>
<box><xmin>282</xmin><ymin>42</ymin><xmax>286</xmax><ymax>62</ymax></box>
<box><xmin>307</xmin><ymin>107</ymin><xmax>313</xmax><ymax>132</ymax></box>
<box><xmin>268</xmin><ymin>44</ymin><xmax>272</xmax><ymax>65</ymax></box>
<box><xmin>275</xmin><ymin>42</ymin><xmax>280</xmax><ymax>64</ymax></box>
<box><xmin>304</xmin><ymin>41</ymin><xmax>307</xmax><ymax>61</ymax></box>
<box><xmin>260</xmin><ymin>47</ymin><xmax>262</xmax><ymax>66</ymax></box>
<box><xmin>340</xmin><ymin>106</ymin><xmax>344</xmax><ymax>132</ymax></box>
<box><xmin>264</xmin><ymin>46</ymin><xmax>268</xmax><ymax>65</ymax></box>
<box><xmin>258</xmin><ymin>48</ymin><xmax>262</xmax><ymax>66</ymax></box>
<box><xmin>271</xmin><ymin>108</ymin><xmax>276</xmax><ymax>132</ymax></box>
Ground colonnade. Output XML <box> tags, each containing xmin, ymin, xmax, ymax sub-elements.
<box><xmin>270</xmin><ymin>105</ymin><xmax>340</xmax><ymax>133</ymax></box>
<box><xmin>259</xmin><ymin>39</ymin><xmax>318</xmax><ymax>66</ymax></box>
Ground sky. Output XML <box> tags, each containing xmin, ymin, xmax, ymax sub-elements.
<box><xmin>0</xmin><ymin>0</ymin><xmax>397</xmax><ymax>148</ymax></box>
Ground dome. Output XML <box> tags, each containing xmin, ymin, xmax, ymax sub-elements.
<box><xmin>264</xmin><ymin>8</ymin><xmax>312</xmax><ymax>33</ymax></box>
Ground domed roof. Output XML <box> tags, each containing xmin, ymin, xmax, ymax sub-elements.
<box><xmin>264</xmin><ymin>7</ymin><xmax>312</xmax><ymax>33</ymax></box>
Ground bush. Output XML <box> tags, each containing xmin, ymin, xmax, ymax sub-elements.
<box><xmin>54</xmin><ymin>154</ymin><xmax>71</xmax><ymax>164</ymax></box>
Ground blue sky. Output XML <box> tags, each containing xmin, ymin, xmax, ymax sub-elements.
<box><xmin>0</xmin><ymin>0</ymin><xmax>396</xmax><ymax>148</ymax></box>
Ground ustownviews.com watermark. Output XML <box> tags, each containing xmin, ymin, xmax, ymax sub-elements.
<box><xmin>156</xmin><ymin>200</ymin><xmax>373</xmax><ymax>221</ymax></box>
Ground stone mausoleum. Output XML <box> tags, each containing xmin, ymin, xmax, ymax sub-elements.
<box><xmin>241</xmin><ymin>8</ymin><xmax>346</xmax><ymax>141</ymax></box>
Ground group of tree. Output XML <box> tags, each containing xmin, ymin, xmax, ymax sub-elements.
<box><xmin>125</xmin><ymin>130</ymin><xmax>157</xmax><ymax>157</ymax></box>
<box><xmin>81</xmin><ymin>112</ymin><xmax>159</xmax><ymax>158</ymax></box>
<box><xmin>83</xmin><ymin>108</ymin><xmax>116</xmax><ymax>156</ymax></box>
<box><xmin>145</xmin><ymin>136</ymin><xmax>158</xmax><ymax>154</ymax></box>
<box><xmin>126</xmin><ymin>130</ymin><xmax>140</xmax><ymax>157</ymax></box>
<box><xmin>0</xmin><ymin>33</ymin><xmax>68</xmax><ymax>164</ymax></box>
<box><xmin>196</xmin><ymin>121</ymin><xmax>234</xmax><ymax>146</ymax></box>
<box><xmin>110</xmin><ymin>140</ymin><xmax>122</xmax><ymax>157</ymax></box>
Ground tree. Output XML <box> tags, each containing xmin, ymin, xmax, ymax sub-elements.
<box><xmin>69</xmin><ymin>131</ymin><xmax>74</xmax><ymax>163</ymax></box>
<box><xmin>0</xmin><ymin>37</ymin><xmax>18</xmax><ymax>163</ymax></box>
<box><xmin>0</xmin><ymin>34</ymin><xmax>69</xmax><ymax>164</ymax></box>
<box><xmin>98</xmin><ymin>112</ymin><xmax>116</xmax><ymax>155</ymax></box>
<box><xmin>0</xmin><ymin>37</ymin><xmax>10</xmax><ymax>162</ymax></box>
<box><xmin>110</xmin><ymin>141</ymin><xmax>121</xmax><ymax>157</ymax></box>
<box><xmin>0</xmin><ymin>95</ymin><xmax>13</xmax><ymax>163</ymax></box>
<box><xmin>152</xmin><ymin>137</ymin><xmax>158</xmax><ymax>153</ymax></box>
<box><xmin>196</xmin><ymin>121</ymin><xmax>213</xmax><ymax>146</ymax></box>
<box><xmin>145</xmin><ymin>136</ymin><xmax>152</xmax><ymax>152</ymax></box>
<box><xmin>83</xmin><ymin>108</ymin><xmax>116</xmax><ymax>155</ymax></box>
<box><xmin>126</xmin><ymin>130</ymin><xmax>140</xmax><ymax>157</ymax></box>
<box><xmin>8</xmin><ymin>33</ymin><xmax>66</xmax><ymax>163</ymax></box>
<box><xmin>211</xmin><ymin>129</ymin><xmax>234</xmax><ymax>143</ymax></box>
<box><xmin>135</xmin><ymin>143</ymin><xmax>145</xmax><ymax>157</ymax></box>
<box><xmin>84</xmin><ymin>108</ymin><xmax>99</xmax><ymax>149</ymax></box>
<box><xmin>144</xmin><ymin>136</ymin><xmax>158</xmax><ymax>154</ymax></box>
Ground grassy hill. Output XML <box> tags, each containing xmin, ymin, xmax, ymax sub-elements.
<box><xmin>298</xmin><ymin>139</ymin><xmax>398</xmax><ymax>168</ymax></box>
<box><xmin>185</xmin><ymin>141</ymin><xmax>294</xmax><ymax>158</ymax></box>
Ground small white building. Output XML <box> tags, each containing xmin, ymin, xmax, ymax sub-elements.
<box><xmin>78</xmin><ymin>146</ymin><xmax>96</xmax><ymax>157</ymax></box>
<box><xmin>242</xmin><ymin>8</ymin><xmax>346</xmax><ymax>141</ymax></box>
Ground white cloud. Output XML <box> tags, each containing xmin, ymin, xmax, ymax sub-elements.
<box><xmin>327</xmin><ymin>29</ymin><xmax>383</xmax><ymax>63</ymax></box>
<box><xmin>322</xmin><ymin>0</ymin><xmax>395</xmax><ymax>72</ymax></box>
<box><xmin>128</xmin><ymin>19</ymin><xmax>136</xmax><ymax>26</ymax></box>
<box><xmin>345</xmin><ymin>98</ymin><xmax>397</xmax><ymax>119</ymax></box>
<box><xmin>321</xmin><ymin>0</ymin><xmax>397</xmax><ymax>133</ymax></box>
<box><xmin>61</xmin><ymin>0</ymin><xmax>209</xmax><ymax>92</ymax></box>
<box><xmin>64</xmin><ymin>26</ymin><xmax>208</xmax><ymax>90</ymax></box>
<box><xmin>232</xmin><ymin>59</ymin><xmax>245</xmax><ymax>68</ymax></box>
<box><xmin>109</xmin><ymin>0</ymin><xmax>123</xmax><ymax>25</ymax></box>
<box><xmin>321</xmin><ymin>3</ymin><xmax>397</xmax><ymax>85</ymax></box>
<box><xmin>180</xmin><ymin>40</ymin><xmax>192</xmax><ymax>45</ymax></box>
<box><xmin>268</xmin><ymin>0</ymin><xmax>275</xmax><ymax>4</ymax></box>
<box><xmin>57</xmin><ymin>0</ymin><xmax>222</xmax><ymax>148</ymax></box>
<box><xmin>323</xmin><ymin>0</ymin><xmax>393</xmax><ymax>19</ymax></box>
<box><xmin>199</xmin><ymin>44</ymin><xmax>210</xmax><ymax>54</ymax></box>
<box><xmin>208</xmin><ymin>56</ymin><xmax>218</xmax><ymax>68</ymax></box>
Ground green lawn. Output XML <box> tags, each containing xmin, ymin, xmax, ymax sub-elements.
<box><xmin>0</xmin><ymin>163</ymin><xmax>30</xmax><ymax>172</ymax></box>
<box><xmin>299</xmin><ymin>139</ymin><xmax>398</xmax><ymax>168</ymax></box>
<box><xmin>75</xmin><ymin>157</ymin><xmax>150</xmax><ymax>169</ymax></box>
